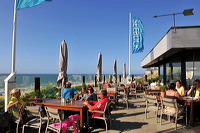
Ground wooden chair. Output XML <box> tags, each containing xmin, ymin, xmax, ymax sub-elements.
<box><xmin>145</xmin><ymin>95</ymin><xmax>161</xmax><ymax>123</ymax></box>
<box><xmin>160</xmin><ymin>97</ymin><xmax>179</xmax><ymax>130</ymax></box>
<box><xmin>87</xmin><ymin>102</ymin><xmax>112</xmax><ymax>132</ymax></box>
<box><xmin>22</xmin><ymin>106</ymin><xmax>47</xmax><ymax>133</ymax></box>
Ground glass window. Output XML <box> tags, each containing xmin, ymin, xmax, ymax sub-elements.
<box><xmin>159</xmin><ymin>65</ymin><xmax>163</xmax><ymax>82</ymax></box>
<box><xmin>166</xmin><ymin>62</ymin><xmax>181</xmax><ymax>84</ymax></box>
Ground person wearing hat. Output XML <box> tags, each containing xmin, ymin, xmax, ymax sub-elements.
<box><xmin>7</xmin><ymin>88</ymin><xmax>41</xmax><ymax>118</ymax></box>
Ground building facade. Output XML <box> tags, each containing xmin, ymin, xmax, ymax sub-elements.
<box><xmin>141</xmin><ymin>26</ymin><xmax>200</xmax><ymax>89</ymax></box>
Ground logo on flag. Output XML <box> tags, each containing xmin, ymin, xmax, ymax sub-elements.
<box><xmin>132</xmin><ymin>17</ymin><xmax>144</xmax><ymax>54</ymax></box>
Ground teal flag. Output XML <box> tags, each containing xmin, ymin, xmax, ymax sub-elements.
<box><xmin>132</xmin><ymin>17</ymin><xmax>144</xmax><ymax>54</ymax></box>
<box><xmin>16</xmin><ymin>0</ymin><xmax>51</xmax><ymax>10</ymax></box>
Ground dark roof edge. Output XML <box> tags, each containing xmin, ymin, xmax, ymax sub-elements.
<box><xmin>141</xmin><ymin>25</ymin><xmax>200</xmax><ymax>63</ymax></box>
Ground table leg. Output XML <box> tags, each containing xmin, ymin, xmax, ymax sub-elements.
<box><xmin>80</xmin><ymin>109</ymin><xmax>83</xmax><ymax>133</ymax></box>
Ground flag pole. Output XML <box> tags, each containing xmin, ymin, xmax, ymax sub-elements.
<box><xmin>5</xmin><ymin>0</ymin><xmax>17</xmax><ymax>111</ymax></box>
<box><xmin>12</xmin><ymin>0</ymin><xmax>17</xmax><ymax>74</ymax></box>
<box><xmin>128</xmin><ymin>12</ymin><xmax>132</xmax><ymax>76</ymax></box>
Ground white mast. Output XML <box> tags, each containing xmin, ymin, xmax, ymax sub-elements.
<box><xmin>5</xmin><ymin>0</ymin><xmax>17</xmax><ymax>111</ymax></box>
<box><xmin>12</xmin><ymin>0</ymin><xmax>17</xmax><ymax>73</ymax></box>
<box><xmin>128</xmin><ymin>13</ymin><xmax>132</xmax><ymax>76</ymax></box>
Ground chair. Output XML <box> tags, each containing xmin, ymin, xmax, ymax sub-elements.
<box><xmin>117</xmin><ymin>86</ymin><xmax>125</xmax><ymax>94</ymax></box>
<box><xmin>45</xmin><ymin>106</ymin><xmax>80</xmax><ymax>133</ymax></box>
<box><xmin>87</xmin><ymin>102</ymin><xmax>112</xmax><ymax>132</ymax></box>
<box><xmin>130</xmin><ymin>87</ymin><xmax>137</xmax><ymax>98</ymax></box>
<box><xmin>93</xmin><ymin>87</ymin><xmax>100</xmax><ymax>92</ymax></box>
<box><xmin>145</xmin><ymin>95</ymin><xmax>160</xmax><ymax>123</ymax></box>
<box><xmin>107</xmin><ymin>87</ymin><xmax>117</xmax><ymax>92</ymax></box>
<box><xmin>160</xmin><ymin>97</ymin><xmax>179</xmax><ymax>130</ymax></box>
<box><xmin>45</xmin><ymin>106</ymin><xmax>66</xmax><ymax>133</ymax></box>
<box><xmin>122</xmin><ymin>91</ymin><xmax>129</xmax><ymax>109</ymax></box>
<box><xmin>22</xmin><ymin>106</ymin><xmax>47</xmax><ymax>133</ymax></box>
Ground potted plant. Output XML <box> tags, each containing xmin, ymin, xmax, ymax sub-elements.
<box><xmin>160</xmin><ymin>85</ymin><xmax>166</xmax><ymax>98</ymax></box>
<box><xmin>157</xmin><ymin>83</ymin><xmax>161</xmax><ymax>90</ymax></box>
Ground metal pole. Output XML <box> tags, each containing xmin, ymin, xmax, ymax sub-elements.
<box><xmin>128</xmin><ymin>13</ymin><xmax>132</xmax><ymax>76</ymax></box>
<box><xmin>173</xmin><ymin>14</ymin><xmax>176</xmax><ymax>33</ymax></box>
<box><xmin>12</xmin><ymin>0</ymin><xmax>17</xmax><ymax>73</ymax></box>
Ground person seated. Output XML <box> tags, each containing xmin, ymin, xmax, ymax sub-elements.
<box><xmin>127</xmin><ymin>78</ymin><xmax>132</xmax><ymax>85</ymax></box>
<box><xmin>166</xmin><ymin>83</ymin><xmax>182</xmax><ymax>99</ymax></box>
<box><xmin>130</xmin><ymin>79</ymin><xmax>136</xmax><ymax>88</ymax></box>
<box><xmin>187</xmin><ymin>79</ymin><xmax>200</xmax><ymax>121</ymax></box>
<box><xmin>150</xmin><ymin>80</ymin><xmax>157</xmax><ymax>90</ymax></box>
<box><xmin>165</xmin><ymin>83</ymin><xmax>184</xmax><ymax>119</ymax></box>
<box><xmin>83</xmin><ymin>89</ymin><xmax>110</xmax><ymax>117</ymax></box>
<box><xmin>103</xmin><ymin>81</ymin><xmax>111</xmax><ymax>87</ymax></box>
<box><xmin>7</xmin><ymin>88</ymin><xmax>41</xmax><ymax>118</ymax></box>
<box><xmin>157</xmin><ymin>79</ymin><xmax>163</xmax><ymax>86</ymax></box>
<box><xmin>187</xmin><ymin>79</ymin><xmax>200</xmax><ymax>98</ymax></box>
<box><xmin>175</xmin><ymin>80</ymin><xmax>185</xmax><ymax>97</ymax></box>
<box><xmin>62</xmin><ymin>82</ymin><xmax>79</xmax><ymax>101</ymax></box>
<box><xmin>80</xmin><ymin>86</ymin><xmax>97</xmax><ymax>101</ymax></box>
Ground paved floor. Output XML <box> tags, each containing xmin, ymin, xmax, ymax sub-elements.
<box><xmin>92</xmin><ymin>93</ymin><xmax>200</xmax><ymax>133</ymax></box>
<box><xmin>12</xmin><ymin>92</ymin><xmax>200</xmax><ymax>133</ymax></box>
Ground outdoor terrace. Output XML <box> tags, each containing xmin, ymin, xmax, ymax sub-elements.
<box><xmin>13</xmin><ymin>92</ymin><xmax>200</xmax><ymax>133</ymax></box>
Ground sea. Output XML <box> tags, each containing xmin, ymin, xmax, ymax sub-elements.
<box><xmin>0</xmin><ymin>73</ymin><xmax>142</xmax><ymax>93</ymax></box>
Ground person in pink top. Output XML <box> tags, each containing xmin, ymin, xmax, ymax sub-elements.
<box><xmin>83</xmin><ymin>89</ymin><xmax>110</xmax><ymax>117</ymax></box>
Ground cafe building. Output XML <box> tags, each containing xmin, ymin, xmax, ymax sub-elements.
<box><xmin>141</xmin><ymin>26</ymin><xmax>200</xmax><ymax>89</ymax></box>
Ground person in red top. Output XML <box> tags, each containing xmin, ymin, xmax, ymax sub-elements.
<box><xmin>83</xmin><ymin>89</ymin><xmax>110</xmax><ymax>117</ymax></box>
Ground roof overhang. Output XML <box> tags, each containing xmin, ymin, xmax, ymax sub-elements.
<box><xmin>141</xmin><ymin>26</ymin><xmax>200</xmax><ymax>68</ymax></box>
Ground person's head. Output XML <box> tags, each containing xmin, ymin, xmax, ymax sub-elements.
<box><xmin>86</xmin><ymin>86</ymin><xmax>94</xmax><ymax>94</ymax></box>
<box><xmin>100</xmin><ymin>89</ymin><xmax>107</xmax><ymax>96</ymax></box>
<box><xmin>175</xmin><ymin>80</ymin><xmax>182</xmax><ymax>87</ymax></box>
<box><xmin>65</xmin><ymin>82</ymin><xmax>71</xmax><ymax>88</ymax></box>
<box><xmin>169</xmin><ymin>83</ymin><xmax>176</xmax><ymax>91</ymax></box>
<box><xmin>193</xmin><ymin>79</ymin><xmax>200</xmax><ymax>88</ymax></box>
<box><xmin>10</xmin><ymin>88</ymin><xmax>21</xmax><ymax>98</ymax></box>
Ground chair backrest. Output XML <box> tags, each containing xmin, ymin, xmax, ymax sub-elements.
<box><xmin>118</xmin><ymin>86</ymin><xmax>125</xmax><ymax>90</ymax></box>
<box><xmin>145</xmin><ymin>95</ymin><xmax>158</xmax><ymax>105</ymax></box>
<box><xmin>107</xmin><ymin>87</ymin><xmax>117</xmax><ymax>92</ymax></box>
<box><xmin>161</xmin><ymin>97</ymin><xmax>178</xmax><ymax>109</ymax></box>
<box><xmin>93</xmin><ymin>87</ymin><xmax>100</xmax><ymax>92</ymax></box>
<box><xmin>25</xmin><ymin>106</ymin><xmax>41</xmax><ymax>117</ymax></box>
<box><xmin>103</xmin><ymin>102</ymin><xmax>112</xmax><ymax>117</ymax></box>
<box><xmin>45</xmin><ymin>106</ymin><xmax>61</xmax><ymax>120</ymax></box>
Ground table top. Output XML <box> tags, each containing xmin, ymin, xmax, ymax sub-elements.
<box><xmin>33</xmin><ymin>99</ymin><xmax>87</xmax><ymax>109</ymax></box>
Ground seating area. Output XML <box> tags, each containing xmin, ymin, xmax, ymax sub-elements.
<box><xmin>8</xmin><ymin>92</ymin><xmax>200</xmax><ymax>133</ymax></box>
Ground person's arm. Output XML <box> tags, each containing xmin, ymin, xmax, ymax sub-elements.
<box><xmin>74</xmin><ymin>93</ymin><xmax>79</xmax><ymax>100</ymax></box>
<box><xmin>187</xmin><ymin>86</ymin><xmax>194</xmax><ymax>96</ymax></box>
<box><xmin>87</xmin><ymin>101</ymin><xmax>102</xmax><ymax>110</ymax></box>
<box><xmin>22</xmin><ymin>97</ymin><xmax>41</xmax><ymax>102</ymax></box>
<box><xmin>7</xmin><ymin>101</ymin><xmax>22</xmax><ymax>109</ymax></box>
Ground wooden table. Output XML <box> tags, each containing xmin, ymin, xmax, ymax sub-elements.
<box><xmin>33</xmin><ymin>99</ymin><xmax>87</xmax><ymax>133</ymax></box>
<box><xmin>145</xmin><ymin>89</ymin><xmax>160</xmax><ymax>95</ymax></box>
<box><xmin>107</xmin><ymin>91</ymin><xmax>118</xmax><ymax>105</ymax></box>
<box><xmin>180</xmin><ymin>98</ymin><xmax>200</xmax><ymax>127</ymax></box>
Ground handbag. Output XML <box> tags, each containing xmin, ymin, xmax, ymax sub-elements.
<box><xmin>0</xmin><ymin>111</ymin><xmax>13</xmax><ymax>132</ymax></box>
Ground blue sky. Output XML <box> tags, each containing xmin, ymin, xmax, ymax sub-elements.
<box><xmin>0</xmin><ymin>0</ymin><xmax>199</xmax><ymax>75</ymax></box>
